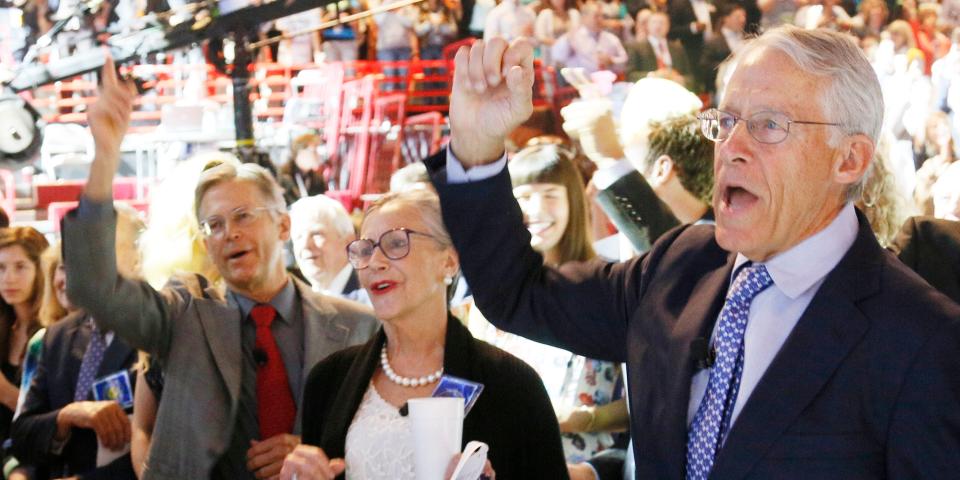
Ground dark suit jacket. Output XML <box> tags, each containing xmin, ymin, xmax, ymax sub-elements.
<box><xmin>666</xmin><ymin>0</ymin><xmax>705</xmax><ymax>79</ymax></box>
<box><xmin>427</xmin><ymin>151</ymin><xmax>960</xmax><ymax>479</ymax></box>
<box><xmin>699</xmin><ymin>34</ymin><xmax>732</xmax><ymax>96</ymax></box>
<box><xmin>11</xmin><ymin>311</ymin><xmax>138</xmax><ymax>480</ymax></box>
<box><xmin>624</xmin><ymin>38</ymin><xmax>695</xmax><ymax>89</ymax></box>
<box><xmin>301</xmin><ymin>316</ymin><xmax>569</xmax><ymax>479</ymax></box>
<box><xmin>890</xmin><ymin>216</ymin><xmax>960</xmax><ymax>304</ymax></box>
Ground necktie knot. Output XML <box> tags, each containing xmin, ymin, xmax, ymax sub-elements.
<box><xmin>251</xmin><ymin>304</ymin><xmax>276</xmax><ymax>329</ymax></box>
<box><xmin>726</xmin><ymin>264</ymin><xmax>774</xmax><ymax>304</ymax></box>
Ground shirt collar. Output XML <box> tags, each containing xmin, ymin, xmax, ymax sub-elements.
<box><xmin>231</xmin><ymin>278</ymin><xmax>298</xmax><ymax>325</ymax></box>
<box><xmin>319</xmin><ymin>263</ymin><xmax>355</xmax><ymax>296</ymax></box>
<box><xmin>732</xmin><ymin>202</ymin><xmax>859</xmax><ymax>299</ymax></box>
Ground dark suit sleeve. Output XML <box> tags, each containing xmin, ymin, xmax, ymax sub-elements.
<box><xmin>625</xmin><ymin>42</ymin><xmax>656</xmax><ymax>83</ymax></box>
<box><xmin>428</xmin><ymin>151</ymin><xmax>655</xmax><ymax>363</ymax></box>
<box><xmin>11</xmin><ymin>331</ymin><xmax>62</xmax><ymax>465</ymax></box>
<box><xmin>885</xmin><ymin>319</ymin><xmax>960</xmax><ymax>477</ymax></box>
<box><xmin>594</xmin><ymin>170</ymin><xmax>680</xmax><ymax>253</ymax></box>
<box><xmin>669</xmin><ymin>43</ymin><xmax>696</xmax><ymax>91</ymax></box>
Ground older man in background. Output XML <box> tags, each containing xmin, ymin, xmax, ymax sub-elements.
<box><xmin>289</xmin><ymin>195</ymin><xmax>368</xmax><ymax>304</ymax></box>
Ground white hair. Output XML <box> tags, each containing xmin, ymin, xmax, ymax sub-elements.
<box><xmin>738</xmin><ymin>26</ymin><xmax>884</xmax><ymax>200</ymax></box>
<box><xmin>289</xmin><ymin>194</ymin><xmax>355</xmax><ymax>239</ymax></box>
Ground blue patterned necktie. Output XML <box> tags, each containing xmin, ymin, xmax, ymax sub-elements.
<box><xmin>74</xmin><ymin>321</ymin><xmax>107</xmax><ymax>402</ymax></box>
<box><xmin>686</xmin><ymin>263</ymin><xmax>774</xmax><ymax>480</ymax></box>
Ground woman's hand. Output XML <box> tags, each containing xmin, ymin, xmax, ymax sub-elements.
<box><xmin>448</xmin><ymin>37</ymin><xmax>535</xmax><ymax>167</ymax></box>
<box><xmin>280</xmin><ymin>445</ymin><xmax>345</xmax><ymax>480</ymax></box>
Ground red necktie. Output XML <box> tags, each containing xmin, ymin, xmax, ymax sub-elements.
<box><xmin>251</xmin><ymin>304</ymin><xmax>296</xmax><ymax>439</ymax></box>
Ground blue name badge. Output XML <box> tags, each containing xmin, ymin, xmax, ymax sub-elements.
<box><xmin>432</xmin><ymin>375</ymin><xmax>484</xmax><ymax>416</ymax></box>
<box><xmin>92</xmin><ymin>371</ymin><xmax>134</xmax><ymax>409</ymax></box>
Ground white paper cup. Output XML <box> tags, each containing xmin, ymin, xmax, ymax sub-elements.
<box><xmin>407</xmin><ymin>397</ymin><xmax>465</xmax><ymax>480</ymax></box>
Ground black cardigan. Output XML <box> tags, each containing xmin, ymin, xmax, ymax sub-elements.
<box><xmin>301</xmin><ymin>316</ymin><xmax>570</xmax><ymax>479</ymax></box>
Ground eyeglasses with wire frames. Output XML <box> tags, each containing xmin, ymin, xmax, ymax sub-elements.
<box><xmin>697</xmin><ymin>108</ymin><xmax>842</xmax><ymax>145</ymax></box>
<box><xmin>199</xmin><ymin>206</ymin><xmax>278</xmax><ymax>238</ymax></box>
<box><xmin>346</xmin><ymin>228</ymin><xmax>438</xmax><ymax>270</ymax></box>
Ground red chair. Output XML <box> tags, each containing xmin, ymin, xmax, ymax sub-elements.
<box><xmin>401</xmin><ymin>112</ymin><xmax>445</xmax><ymax>164</ymax></box>
<box><xmin>366</xmin><ymin>93</ymin><xmax>407</xmax><ymax>196</ymax></box>
<box><xmin>47</xmin><ymin>200</ymin><xmax>149</xmax><ymax>232</ymax></box>
<box><xmin>327</xmin><ymin>75</ymin><xmax>378</xmax><ymax>212</ymax></box>
<box><xmin>442</xmin><ymin>38</ymin><xmax>477</xmax><ymax>61</ymax></box>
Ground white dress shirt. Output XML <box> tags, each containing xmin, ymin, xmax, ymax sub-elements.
<box><xmin>483</xmin><ymin>0</ymin><xmax>536</xmax><ymax>42</ymax></box>
<box><xmin>315</xmin><ymin>263</ymin><xmax>355</xmax><ymax>296</ymax></box>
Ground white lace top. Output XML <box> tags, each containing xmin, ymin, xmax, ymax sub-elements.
<box><xmin>344</xmin><ymin>383</ymin><xmax>416</xmax><ymax>480</ymax></box>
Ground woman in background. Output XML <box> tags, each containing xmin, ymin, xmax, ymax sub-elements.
<box><xmin>0</xmin><ymin>227</ymin><xmax>49</xmax><ymax>444</ymax></box>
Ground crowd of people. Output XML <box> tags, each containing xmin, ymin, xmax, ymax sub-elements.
<box><xmin>0</xmin><ymin>0</ymin><xmax>957</xmax><ymax>479</ymax></box>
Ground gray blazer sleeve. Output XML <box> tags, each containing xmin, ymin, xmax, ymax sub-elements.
<box><xmin>62</xmin><ymin>198</ymin><xmax>186</xmax><ymax>359</ymax></box>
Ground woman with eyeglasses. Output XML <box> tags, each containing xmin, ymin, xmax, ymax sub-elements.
<box><xmin>279</xmin><ymin>189</ymin><xmax>569</xmax><ymax>480</ymax></box>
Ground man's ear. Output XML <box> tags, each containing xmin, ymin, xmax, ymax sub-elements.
<box><xmin>649</xmin><ymin>155</ymin><xmax>675</xmax><ymax>187</ymax></box>
<box><xmin>834</xmin><ymin>134</ymin><xmax>875</xmax><ymax>188</ymax></box>
<box><xmin>278</xmin><ymin>212</ymin><xmax>292</xmax><ymax>242</ymax></box>
<box><xmin>443</xmin><ymin>247</ymin><xmax>460</xmax><ymax>279</ymax></box>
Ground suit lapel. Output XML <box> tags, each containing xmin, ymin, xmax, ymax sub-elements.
<box><xmin>299</xmin><ymin>280</ymin><xmax>353</xmax><ymax>377</ymax></box>
<box><xmin>197</xmin><ymin>299</ymin><xmax>242</xmax><ymax>408</ymax></box>
<box><xmin>95</xmin><ymin>335</ymin><xmax>136</xmax><ymax>380</ymax></box>
<box><xmin>66</xmin><ymin>314</ymin><xmax>89</xmax><ymax>398</ymax></box>
<box><xmin>710</xmin><ymin>215</ymin><xmax>882</xmax><ymax>479</ymax></box>
<box><xmin>656</xmin><ymin>254</ymin><xmax>736</xmax><ymax>478</ymax></box>
<box><xmin>343</xmin><ymin>271</ymin><xmax>360</xmax><ymax>296</ymax></box>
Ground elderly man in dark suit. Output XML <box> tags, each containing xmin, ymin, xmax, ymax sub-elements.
<box><xmin>626</xmin><ymin>12</ymin><xmax>695</xmax><ymax>88</ymax></box>
<box><xmin>700</xmin><ymin>3</ymin><xmax>748</xmax><ymax>98</ymax></box>
<box><xmin>59</xmin><ymin>57</ymin><xmax>378</xmax><ymax>480</ymax></box>
<box><xmin>432</xmin><ymin>26</ymin><xmax>960</xmax><ymax>479</ymax></box>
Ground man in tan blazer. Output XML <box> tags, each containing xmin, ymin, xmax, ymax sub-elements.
<box><xmin>62</xmin><ymin>57</ymin><xmax>378</xmax><ymax>480</ymax></box>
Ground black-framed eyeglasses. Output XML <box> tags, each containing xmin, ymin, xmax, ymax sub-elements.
<box><xmin>199</xmin><ymin>206</ymin><xmax>277</xmax><ymax>238</ymax></box>
<box><xmin>697</xmin><ymin>108</ymin><xmax>842</xmax><ymax>144</ymax></box>
<box><xmin>346</xmin><ymin>228</ymin><xmax>437</xmax><ymax>270</ymax></box>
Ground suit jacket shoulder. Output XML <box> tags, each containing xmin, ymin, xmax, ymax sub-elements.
<box><xmin>889</xmin><ymin>216</ymin><xmax>960</xmax><ymax>304</ymax></box>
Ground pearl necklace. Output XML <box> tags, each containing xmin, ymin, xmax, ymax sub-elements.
<box><xmin>380</xmin><ymin>344</ymin><xmax>443</xmax><ymax>387</ymax></box>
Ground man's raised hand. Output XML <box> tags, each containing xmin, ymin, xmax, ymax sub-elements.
<box><xmin>448</xmin><ymin>37</ymin><xmax>535</xmax><ymax>167</ymax></box>
<box><xmin>84</xmin><ymin>53</ymin><xmax>138</xmax><ymax>202</ymax></box>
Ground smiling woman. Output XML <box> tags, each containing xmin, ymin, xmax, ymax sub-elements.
<box><xmin>0</xmin><ymin>227</ymin><xmax>49</xmax><ymax>443</ymax></box>
<box><xmin>287</xmin><ymin>189</ymin><xmax>569</xmax><ymax>480</ymax></box>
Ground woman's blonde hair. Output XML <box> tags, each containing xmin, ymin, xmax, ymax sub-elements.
<box><xmin>38</xmin><ymin>242</ymin><xmax>68</xmax><ymax>327</ymax></box>
<box><xmin>140</xmin><ymin>151</ymin><xmax>238</xmax><ymax>287</ymax></box>
<box><xmin>858</xmin><ymin>147</ymin><xmax>912</xmax><ymax>247</ymax></box>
